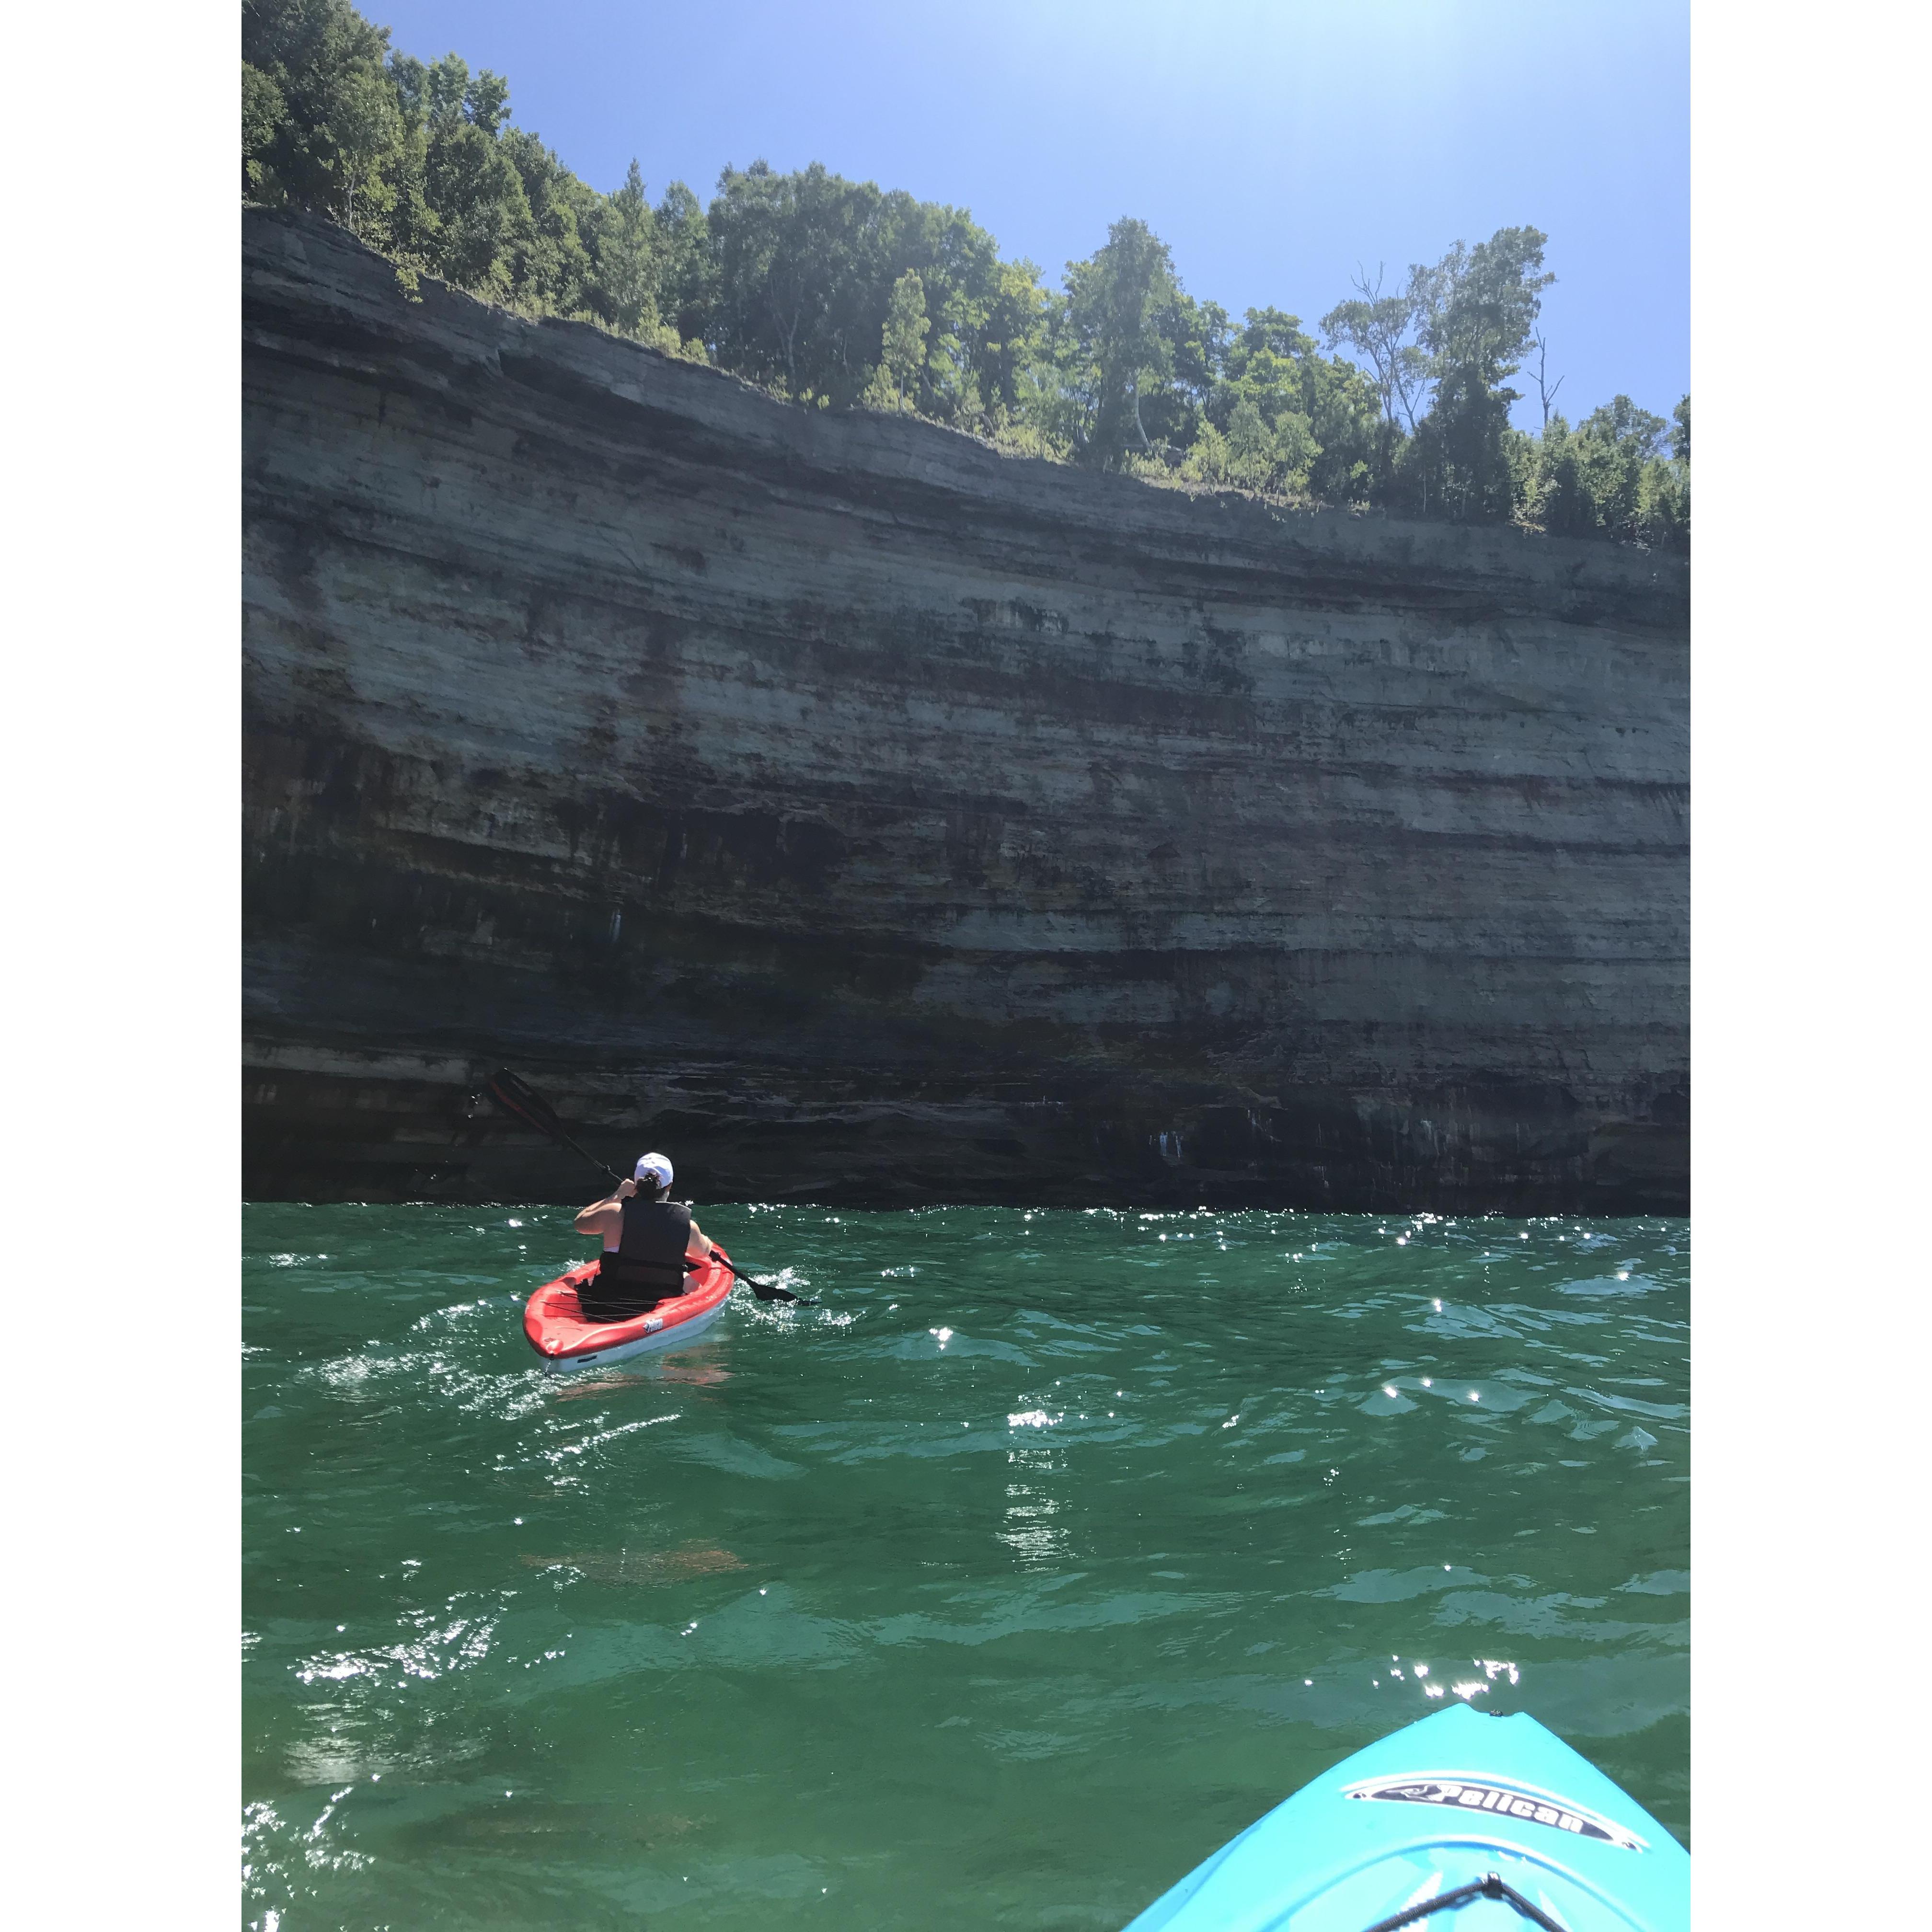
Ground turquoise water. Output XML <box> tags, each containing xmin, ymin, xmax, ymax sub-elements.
<box><xmin>242</xmin><ymin>1205</ymin><xmax>1689</xmax><ymax>1929</ymax></box>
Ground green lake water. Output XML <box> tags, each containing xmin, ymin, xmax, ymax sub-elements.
<box><xmin>242</xmin><ymin>1204</ymin><xmax>1689</xmax><ymax>1929</ymax></box>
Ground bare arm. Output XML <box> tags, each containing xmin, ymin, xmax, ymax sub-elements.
<box><xmin>574</xmin><ymin>1178</ymin><xmax>635</xmax><ymax>1240</ymax></box>
<box><xmin>686</xmin><ymin>1217</ymin><xmax>714</xmax><ymax>1262</ymax></box>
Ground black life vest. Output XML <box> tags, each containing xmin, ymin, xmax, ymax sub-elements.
<box><xmin>580</xmin><ymin>1198</ymin><xmax>694</xmax><ymax>1322</ymax></box>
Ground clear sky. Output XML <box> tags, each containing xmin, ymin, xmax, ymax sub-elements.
<box><xmin>360</xmin><ymin>0</ymin><xmax>1687</xmax><ymax>430</ymax></box>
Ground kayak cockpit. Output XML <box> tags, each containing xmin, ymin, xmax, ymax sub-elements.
<box><xmin>523</xmin><ymin>1246</ymin><xmax>736</xmax><ymax>1370</ymax></box>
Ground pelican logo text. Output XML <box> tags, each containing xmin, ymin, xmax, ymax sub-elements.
<box><xmin>1342</xmin><ymin>1776</ymin><xmax>1647</xmax><ymax>1851</ymax></box>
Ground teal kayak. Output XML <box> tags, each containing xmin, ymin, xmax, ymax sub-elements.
<box><xmin>1122</xmin><ymin>1703</ymin><xmax>1687</xmax><ymax>1932</ymax></box>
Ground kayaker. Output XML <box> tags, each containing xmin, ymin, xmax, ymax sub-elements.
<box><xmin>573</xmin><ymin>1153</ymin><xmax>713</xmax><ymax>1322</ymax></box>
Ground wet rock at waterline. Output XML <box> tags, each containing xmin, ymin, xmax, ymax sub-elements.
<box><xmin>242</xmin><ymin>208</ymin><xmax>1687</xmax><ymax>1210</ymax></box>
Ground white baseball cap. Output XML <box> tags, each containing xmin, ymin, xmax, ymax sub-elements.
<box><xmin>634</xmin><ymin>1152</ymin><xmax>674</xmax><ymax>1189</ymax></box>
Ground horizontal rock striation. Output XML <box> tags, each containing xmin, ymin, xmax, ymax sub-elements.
<box><xmin>242</xmin><ymin>208</ymin><xmax>1688</xmax><ymax>1211</ymax></box>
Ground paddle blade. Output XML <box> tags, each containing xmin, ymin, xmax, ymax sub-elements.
<box><xmin>484</xmin><ymin>1068</ymin><xmax>565</xmax><ymax>1137</ymax></box>
<box><xmin>748</xmin><ymin>1279</ymin><xmax>818</xmax><ymax>1307</ymax></box>
<box><xmin>478</xmin><ymin>1070</ymin><xmax>625</xmax><ymax>1184</ymax></box>
<box><xmin>721</xmin><ymin>1256</ymin><xmax>817</xmax><ymax>1306</ymax></box>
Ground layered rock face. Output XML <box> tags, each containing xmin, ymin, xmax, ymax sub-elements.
<box><xmin>242</xmin><ymin>209</ymin><xmax>1688</xmax><ymax>1211</ymax></box>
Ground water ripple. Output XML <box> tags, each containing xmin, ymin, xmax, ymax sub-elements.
<box><xmin>245</xmin><ymin>1204</ymin><xmax>1690</xmax><ymax>1926</ymax></box>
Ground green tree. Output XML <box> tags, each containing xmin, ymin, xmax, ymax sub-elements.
<box><xmin>1051</xmin><ymin>218</ymin><xmax>1207</xmax><ymax>468</ymax></box>
<box><xmin>1192</xmin><ymin>307</ymin><xmax>1310</xmax><ymax>493</ymax></box>
<box><xmin>385</xmin><ymin>51</ymin><xmax>534</xmax><ymax>301</ymax></box>
<box><xmin>870</xmin><ymin>195</ymin><xmax>1012</xmax><ymax>424</ymax></box>
<box><xmin>1190</xmin><ymin>306</ymin><xmax>1384</xmax><ymax>502</ymax></box>
<box><xmin>972</xmin><ymin>256</ymin><xmax>1055</xmax><ymax>425</ymax></box>
<box><xmin>241</xmin><ymin>60</ymin><xmax>288</xmax><ymax>196</ymax></box>
<box><xmin>464</xmin><ymin>67</ymin><xmax>510</xmax><ymax>137</ymax></box>
<box><xmin>1302</xmin><ymin>353</ymin><xmax>1386</xmax><ymax>504</ymax></box>
<box><xmin>653</xmin><ymin>181</ymin><xmax>715</xmax><ymax>351</ymax></box>
<box><xmin>501</xmin><ymin>126</ymin><xmax>597</xmax><ymax>317</ymax></box>
<box><xmin>706</xmin><ymin>161</ymin><xmax>880</xmax><ymax>401</ymax></box>
<box><xmin>1320</xmin><ymin>266</ymin><xmax>1430</xmax><ymax>431</ymax></box>
<box><xmin>1070</xmin><ymin>217</ymin><xmax>1175</xmax><ymax>460</ymax></box>
<box><xmin>863</xmin><ymin>270</ymin><xmax>930</xmax><ymax>411</ymax></box>
<box><xmin>242</xmin><ymin>0</ymin><xmax>401</xmax><ymax>223</ymax></box>
<box><xmin>424</xmin><ymin>126</ymin><xmax>530</xmax><ymax>298</ymax></box>
<box><xmin>1413</xmin><ymin>228</ymin><xmax>1552</xmax><ymax>391</ymax></box>
<box><xmin>1531</xmin><ymin>394</ymin><xmax>1685</xmax><ymax>548</ymax></box>
<box><xmin>1409</xmin><ymin>226</ymin><xmax>1553</xmax><ymax>520</ymax></box>
<box><xmin>1652</xmin><ymin>392</ymin><xmax>1691</xmax><ymax>545</ymax></box>
<box><xmin>700</xmin><ymin>161</ymin><xmax>1029</xmax><ymax>416</ymax></box>
<box><xmin>1580</xmin><ymin>394</ymin><xmax>1669</xmax><ymax>530</ymax></box>
<box><xmin>330</xmin><ymin>61</ymin><xmax>402</xmax><ymax>234</ymax></box>
<box><xmin>580</xmin><ymin>160</ymin><xmax>660</xmax><ymax>337</ymax></box>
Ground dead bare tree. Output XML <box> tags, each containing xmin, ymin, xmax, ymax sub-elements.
<box><xmin>1531</xmin><ymin>331</ymin><xmax>1565</xmax><ymax>430</ymax></box>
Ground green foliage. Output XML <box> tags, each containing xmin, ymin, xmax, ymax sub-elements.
<box><xmin>1302</xmin><ymin>356</ymin><xmax>1388</xmax><ymax>506</ymax></box>
<box><xmin>239</xmin><ymin>0</ymin><xmax>1682</xmax><ymax>548</ymax></box>
<box><xmin>863</xmin><ymin>272</ymin><xmax>930</xmax><ymax>412</ymax></box>
<box><xmin>1186</xmin><ymin>306</ymin><xmax>1384</xmax><ymax>502</ymax></box>
<box><xmin>1403</xmin><ymin>227</ymin><xmax>1553</xmax><ymax>521</ymax></box>
<box><xmin>972</xmin><ymin>258</ymin><xmax>1055</xmax><ymax>424</ymax></box>
<box><xmin>1413</xmin><ymin>228</ymin><xmax>1552</xmax><ymax>391</ymax></box>
<box><xmin>1065</xmin><ymin>218</ymin><xmax>1182</xmax><ymax>461</ymax></box>
<box><xmin>698</xmin><ymin>162</ymin><xmax>1030</xmax><ymax>420</ymax></box>
<box><xmin>241</xmin><ymin>60</ymin><xmax>288</xmax><ymax>196</ymax></box>
<box><xmin>1321</xmin><ymin>270</ymin><xmax>1432</xmax><ymax>431</ymax></box>
<box><xmin>1038</xmin><ymin>218</ymin><xmax>1217</xmax><ymax>468</ymax></box>
<box><xmin>650</xmin><ymin>182</ymin><xmax>714</xmax><ymax>351</ymax></box>
<box><xmin>422</xmin><ymin>112</ymin><xmax>531</xmax><ymax>299</ymax></box>
<box><xmin>1530</xmin><ymin>394</ymin><xmax>1688</xmax><ymax>548</ymax></box>
<box><xmin>499</xmin><ymin>128</ymin><xmax>595</xmax><ymax>318</ymax></box>
<box><xmin>1413</xmin><ymin>368</ymin><xmax>1523</xmax><ymax>521</ymax></box>
<box><xmin>242</xmin><ymin>0</ymin><xmax>399</xmax><ymax>225</ymax></box>
<box><xmin>579</xmin><ymin>160</ymin><xmax>656</xmax><ymax>335</ymax></box>
<box><xmin>706</xmin><ymin>160</ymin><xmax>886</xmax><ymax>402</ymax></box>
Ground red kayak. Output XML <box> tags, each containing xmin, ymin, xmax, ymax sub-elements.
<box><xmin>523</xmin><ymin>1244</ymin><xmax>736</xmax><ymax>1372</ymax></box>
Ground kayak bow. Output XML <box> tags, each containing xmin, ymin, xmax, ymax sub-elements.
<box><xmin>1122</xmin><ymin>1702</ymin><xmax>1688</xmax><ymax>1932</ymax></box>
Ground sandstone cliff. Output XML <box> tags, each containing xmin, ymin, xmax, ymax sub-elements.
<box><xmin>242</xmin><ymin>208</ymin><xmax>1688</xmax><ymax>1211</ymax></box>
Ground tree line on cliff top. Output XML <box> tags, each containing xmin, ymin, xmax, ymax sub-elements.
<box><xmin>242</xmin><ymin>0</ymin><xmax>1688</xmax><ymax>549</ymax></box>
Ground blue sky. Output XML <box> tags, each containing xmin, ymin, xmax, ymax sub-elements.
<box><xmin>362</xmin><ymin>0</ymin><xmax>1687</xmax><ymax>429</ymax></box>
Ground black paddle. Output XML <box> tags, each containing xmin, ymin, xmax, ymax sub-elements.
<box><xmin>483</xmin><ymin>1069</ymin><xmax>625</xmax><ymax>1185</ymax></box>
<box><xmin>689</xmin><ymin>1250</ymin><xmax>819</xmax><ymax>1308</ymax></box>
<box><xmin>477</xmin><ymin>1068</ymin><xmax>818</xmax><ymax>1306</ymax></box>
